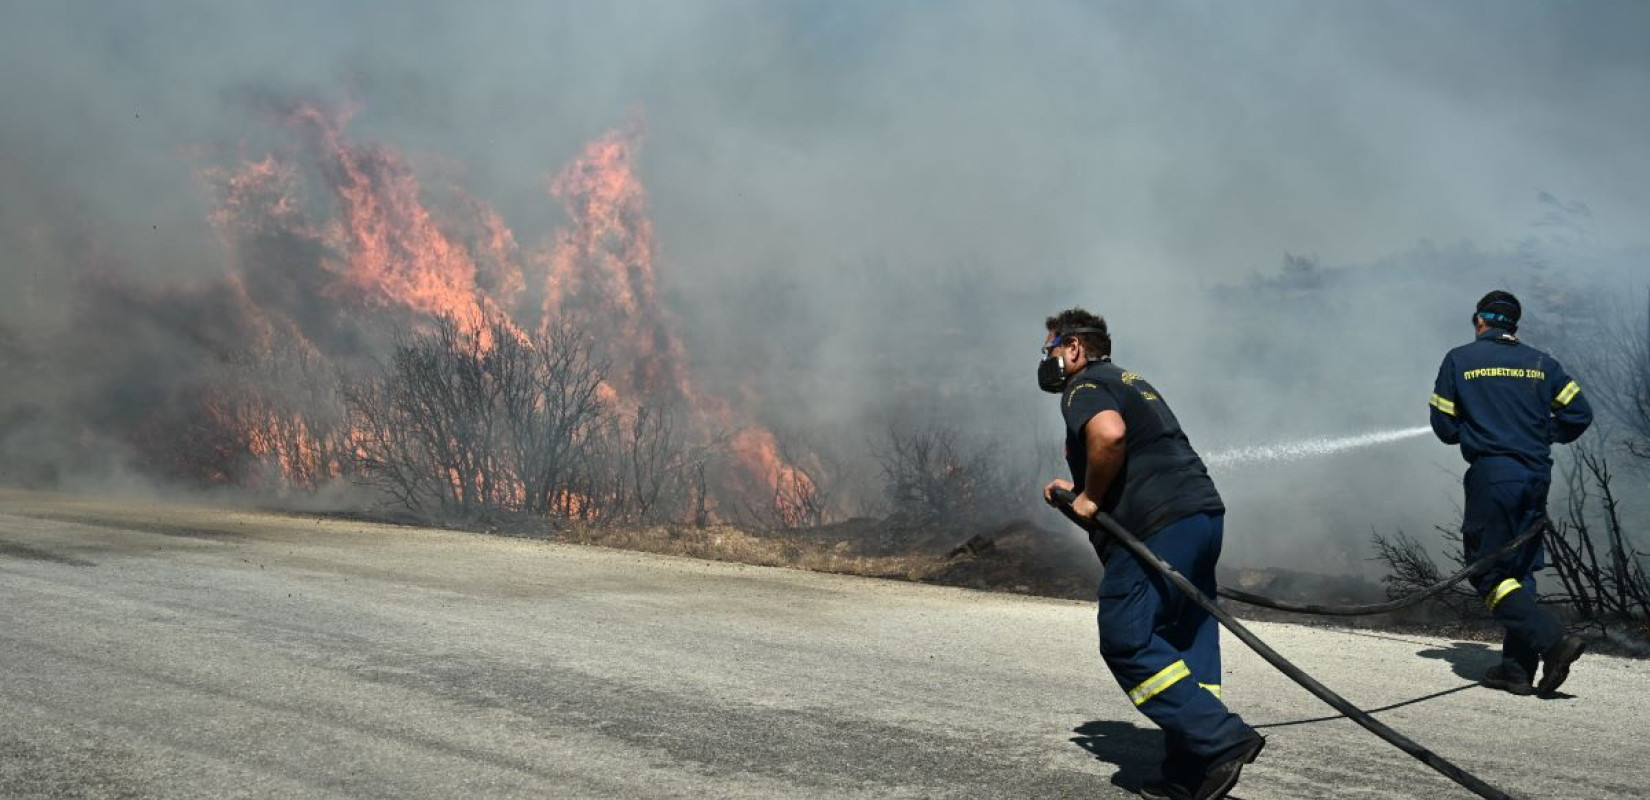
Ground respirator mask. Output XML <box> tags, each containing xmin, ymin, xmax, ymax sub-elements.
<box><xmin>1038</xmin><ymin>327</ymin><xmax>1108</xmax><ymax>394</ymax></box>
<box><xmin>1037</xmin><ymin>338</ymin><xmax>1070</xmax><ymax>394</ymax></box>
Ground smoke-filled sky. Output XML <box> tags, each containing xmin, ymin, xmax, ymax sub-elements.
<box><xmin>6</xmin><ymin>2</ymin><xmax>1649</xmax><ymax>276</ymax></box>
<box><xmin>3</xmin><ymin>1</ymin><xmax>1647</xmax><ymax>570</ymax></box>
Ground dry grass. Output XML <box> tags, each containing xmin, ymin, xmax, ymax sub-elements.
<box><xmin>545</xmin><ymin>518</ymin><xmax>1105</xmax><ymax>600</ymax></box>
<box><xmin>551</xmin><ymin>523</ymin><xmax>944</xmax><ymax>581</ymax></box>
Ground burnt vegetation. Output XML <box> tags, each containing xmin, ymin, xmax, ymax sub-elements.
<box><xmin>343</xmin><ymin>317</ymin><xmax>601</xmax><ymax>520</ymax></box>
<box><xmin>3</xmin><ymin>96</ymin><xmax>1643</xmax><ymax>619</ymax></box>
<box><xmin>342</xmin><ymin>315</ymin><xmax>728</xmax><ymax>527</ymax></box>
<box><xmin>1547</xmin><ymin>447</ymin><xmax>1650</xmax><ymax>634</ymax></box>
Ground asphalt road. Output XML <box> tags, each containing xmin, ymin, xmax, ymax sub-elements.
<box><xmin>1</xmin><ymin>491</ymin><xmax>1645</xmax><ymax>800</ymax></box>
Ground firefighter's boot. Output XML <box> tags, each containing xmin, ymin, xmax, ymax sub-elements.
<box><xmin>1537</xmin><ymin>635</ymin><xmax>1586</xmax><ymax>695</ymax></box>
<box><xmin>1192</xmin><ymin>733</ymin><xmax>1265</xmax><ymax>800</ymax></box>
<box><xmin>1480</xmin><ymin>663</ymin><xmax>1534</xmax><ymax>696</ymax></box>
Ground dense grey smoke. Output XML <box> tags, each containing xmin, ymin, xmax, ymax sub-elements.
<box><xmin>1</xmin><ymin>1</ymin><xmax>1647</xmax><ymax>571</ymax></box>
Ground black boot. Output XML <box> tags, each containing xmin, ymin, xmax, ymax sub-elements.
<box><xmin>1480</xmin><ymin>662</ymin><xmax>1534</xmax><ymax>696</ymax></box>
<box><xmin>1137</xmin><ymin>782</ymin><xmax>1192</xmax><ymax>800</ymax></box>
<box><xmin>1537</xmin><ymin>635</ymin><xmax>1586</xmax><ymax>695</ymax></box>
<box><xmin>1139</xmin><ymin>742</ymin><xmax>1199</xmax><ymax>799</ymax></box>
<box><xmin>1193</xmin><ymin>734</ymin><xmax>1265</xmax><ymax>800</ymax></box>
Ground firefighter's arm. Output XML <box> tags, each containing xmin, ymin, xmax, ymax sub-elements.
<box><xmin>1071</xmin><ymin>410</ymin><xmax>1126</xmax><ymax>519</ymax></box>
<box><xmin>1547</xmin><ymin>362</ymin><xmax>1593</xmax><ymax>444</ymax></box>
<box><xmin>1430</xmin><ymin>356</ymin><xmax>1461</xmax><ymax>444</ymax></box>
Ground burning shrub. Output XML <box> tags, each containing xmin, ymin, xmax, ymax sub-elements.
<box><xmin>563</xmin><ymin>400</ymin><xmax>716</xmax><ymax>526</ymax></box>
<box><xmin>344</xmin><ymin>316</ymin><xmax>609</xmax><ymax>522</ymax></box>
<box><xmin>342</xmin><ymin>315</ymin><xmax>735</xmax><ymax>527</ymax></box>
<box><xmin>0</xmin><ymin>102</ymin><xmax>818</xmax><ymax>528</ymax></box>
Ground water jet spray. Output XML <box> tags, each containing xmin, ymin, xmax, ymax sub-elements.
<box><xmin>1204</xmin><ymin>426</ymin><xmax>1432</xmax><ymax>470</ymax></box>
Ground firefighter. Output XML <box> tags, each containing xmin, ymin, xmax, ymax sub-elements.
<box><xmin>1430</xmin><ymin>290</ymin><xmax>1593</xmax><ymax>695</ymax></box>
<box><xmin>1039</xmin><ymin>308</ymin><xmax>1263</xmax><ymax>800</ymax></box>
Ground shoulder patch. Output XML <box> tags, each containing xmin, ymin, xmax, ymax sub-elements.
<box><xmin>1117</xmin><ymin>370</ymin><xmax>1161</xmax><ymax>401</ymax></box>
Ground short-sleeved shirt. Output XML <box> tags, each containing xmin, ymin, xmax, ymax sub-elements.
<box><xmin>1061</xmin><ymin>359</ymin><xmax>1224</xmax><ymax>541</ymax></box>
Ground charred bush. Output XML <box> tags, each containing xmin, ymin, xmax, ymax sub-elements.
<box><xmin>1370</xmin><ymin>527</ymin><xmax>1479</xmax><ymax>620</ymax></box>
<box><xmin>340</xmin><ymin>314</ymin><xmax>827</xmax><ymax>529</ymax></box>
<box><xmin>343</xmin><ymin>316</ymin><xmax>610</xmax><ymax>523</ymax></box>
<box><xmin>867</xmin><ymin>423</ymin><xmax>1027</xmax><ymax>554</ymax></box>
<box><xmin>557</xmin><ymin>401</ymin><xmax>716</xmax><ymax>526</ymax></box>
<box><xmin>1546</xmin><ymin>444</ymin><xmax>1650</xmax><ymax>639</ymax></box>
<box><xmin>1374</xmin><ymin>441</ymin><xmax>1650</xmax><ymax>640</ymax></box>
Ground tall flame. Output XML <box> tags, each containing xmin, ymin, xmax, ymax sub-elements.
<box><xmin>191</xmin><ymin>102</ymin><xmax>815</xmax><ymax>521</ymax></box>
<box><xmin>542</xmin><ymin>123</ymin><xmax>689</xmax><ymax>402</ymax></box>
<box><xmin>540</xmin><ymin>123</ymin><xmax>817</xmax><ymax>522</ymax></box>
<box><xmin>288</xmin><ymin>103</ymin><xmax>521</xmax><ymax>344</ymax></box>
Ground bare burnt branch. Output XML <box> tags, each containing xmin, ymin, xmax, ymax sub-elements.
<box><xmin>1370</xmin><ymin>529</ymin><xmax>1478</xmax><ymax>616</ymax></box>
<box><xmin>343</xmin><ymin>314</ymin><xmax>623</xmax><ymax>524</ymax></box>
<box><xmin>1376</xmin><ymin>439</ymin><xmax>1650</xmax><ymax>637</ymax></box>
<box><xmin>1492</xmin><ymin>442</ymin><xmax>1647</xmax><ymax>634</ymax></box>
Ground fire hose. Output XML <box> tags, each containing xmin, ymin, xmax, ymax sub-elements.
<box><xmin>1215</xmin><ymin>519</ymin><xmax>1547</xmax><ymax>615</ymax></box>
<box><xmin>1051</xmin><ymin>488</ymin><xmax>1522</xmax><ymax>800</ymax></box>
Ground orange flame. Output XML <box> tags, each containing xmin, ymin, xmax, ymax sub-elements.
<box><xmin>198</xmin><ymin>103</ymin><xmax>817</xmax><ymax>517</ymax></box>
<box><xmin>286</xmin><ymin>103</ymin><xmax>522</xmax><ymax>346</ymax></box>
<box><xmin>540</xmin><ymin>123</ymin><xmax>816</xmax><ymax>519</ymax></box>
<box><xmin>541</xmin><ymin>122</ymin><xmax>688</xmax><ymax>401</ymax></box>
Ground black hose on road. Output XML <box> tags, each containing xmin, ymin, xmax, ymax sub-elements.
<box><xmin>1051</xmin><ymin>488</ymin><xmax>1521</xmax><ymax>800</ymax></box>
<box><xmin>1216</xmin><ymin>519</ymin><xmax>1548</xmax><ymax>616</ymax></box>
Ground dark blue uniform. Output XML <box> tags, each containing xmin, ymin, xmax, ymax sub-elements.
<box><xmin>1062</xmin><ymin>360</ymin><xmax>1255</xmax><ymax>787</ymax></box>
<box><xmin>1430</xmin><ymin>328</ymin><xmax>1592</xmax><ymax>677</ymax></box>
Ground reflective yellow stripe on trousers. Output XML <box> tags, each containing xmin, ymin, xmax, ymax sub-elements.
<box><xmin>1128</xmin><ymin>660</ymin><xmax>1191</xmax><ymax>706</ymax></box>
<box><xmin>1486</xmin><ymin>578</ymin><xmax>1522</xmax><ymax>611</ymax></box>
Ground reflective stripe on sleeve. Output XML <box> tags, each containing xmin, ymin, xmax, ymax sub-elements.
<box><xmin>1199</xmin><ymin>683</ymin><xmax>1222</xmax><ymax>699</ymax></box>
<box><xmin>1553</xmin><ymin>381</ymin><xmax>1581</xmax><ymax>407</ymax></box>
<box><xmin>1486</xmin><ymin>578</ymin><xmax>1522</xmax><ymax>611</ymax></box>
<box><xmin>1430</xmin><ymin>394</ymin><xmax>1457</xmax><ymax>416</ymax></box>
<box><xmin>1128</xmin><ymin>660</ymin><xmax>1191</xmax><ymax>706</ymax></box>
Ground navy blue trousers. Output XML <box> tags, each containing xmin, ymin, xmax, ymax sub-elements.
<box><xmin>1096</xmin><ymin>513</ymin><xmax>1254</xmax><ymax>781</ymax></box>
<box><xmin>1463</xmin><ymin>457</ymin><xmax>1565</xmax><ymax>676</ymax></box>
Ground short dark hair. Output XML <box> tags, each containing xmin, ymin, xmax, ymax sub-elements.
<box><xmin>1045</xmin><ymin>307</ymin><xmax>1112</xmax><ymax>358</ymax></box>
